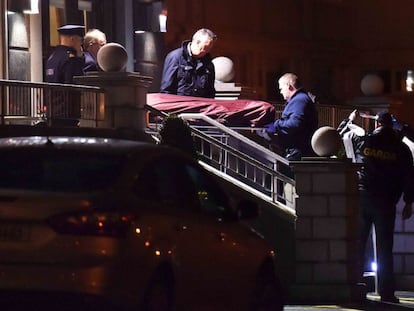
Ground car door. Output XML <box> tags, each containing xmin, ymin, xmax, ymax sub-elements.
<box><xmin>176</xmin><ymin>162</ymin><xmax>271</xmax><ymax>310</ymax></box>
<box><xmin>132</xmin><ymin>154</ymin><xmax>269</xmax><ymax>309</ymax></box>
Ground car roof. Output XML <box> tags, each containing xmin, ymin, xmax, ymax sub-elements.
<box><xmin>0</xmin><ymin>125</ymin><xmax>199</xmax><ymax>162</ymax></box>
<box><xmin>0</xmin><ymin>125</ymin><xmax>166</xmax><ymax>154</ymax></box>
<box><xmin>0</xmin><ymin>136</ymin><xmax>151</xmax><ymax>153</ymax></box>
<box><xmin>0</xmin><ymin>124</ymin><xmax>153</xmax><ymax>143</ymax></box>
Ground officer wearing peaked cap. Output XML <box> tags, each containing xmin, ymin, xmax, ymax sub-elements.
<box><xmin>44</xmin><ymin>24</ymin><xmax>85</xmax><ymax>126</ymax></box>
<box><xmin>338</xmin><ymin>110</ymin><xmax>414</xmax><ymax>303</ymax></box>
<box><xmin>57</xmin><ymin>24</ymin><xmax>85</xmax><ymax>37</ymax></box>
<box><xmin>45</xmin><ymin>25</ymin><xmax>85</xmax><ymax>84</ymax></box>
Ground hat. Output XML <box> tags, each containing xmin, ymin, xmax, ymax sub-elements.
<box><xmin>376</xmin><ymin>111</ymin><xmax>393</xmax><ymax>126</ymax></box>
<box><xmin>57</xmin><ymin>25</ymin><xmax>85</xmax><ymax>37</ymax></box>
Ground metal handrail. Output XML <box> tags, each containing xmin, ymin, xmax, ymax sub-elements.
<box><xmin>0</xmin><ymin>79</ymin><xmax>105</xmax><ymax>126</ymax></box>
<box><xmin>0</xmin><ymin>79</ymin><xmax>378</xmax><ymax>212</ymax></box>
<box><xmin>178</xmin><ymin>113</ymin><xmax>296</xmax><ymax>209</ymax></box>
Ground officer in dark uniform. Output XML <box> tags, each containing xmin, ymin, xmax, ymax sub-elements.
<box><xmin>338</xmin><ymin>110</ymin><xmax>414</xmax><ymax>303</ymax></box>
<box><xmin>45</xmin><ymin>24</ymin><xmax>85</xmax><ymax>126</ymax></box>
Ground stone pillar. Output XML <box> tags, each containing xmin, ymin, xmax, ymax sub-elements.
<box><xmin>288</xmin><ymin>159</ymin><xmax>364</xmax><ymax>304</ymax></box>
<box><xmin>75</xmin><ymin>71</ymin><xmax>152</xmax><ymax>131</ymax></box>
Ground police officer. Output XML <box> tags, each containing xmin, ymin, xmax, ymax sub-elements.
<box><xmin>160</xmin><ymin>28</ymin><xmax>217</xmax><ymax>98</ymax></box>
<box><xmin>339</xmin><ymin>110</ymin><xmax>414</xmax><ymax>303</ymax></box>
<box><xmin>45</xmin><ymin>24</ymin><xmax>85</xmax><ymax>126</ymax></box>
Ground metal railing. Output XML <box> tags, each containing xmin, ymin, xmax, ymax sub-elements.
<box><xmin>145</xmin><ymin>101</ymin><xmax>376</xmax><ymax>212</ymax></box>
<box><xmin>0</xmin><ymin>79</ymin><xmax>376</xmax><ymax>212</ymax></box>
<box><xmin>0</xmin><ymin>79</ymin><xmax>105</xmax><ymax>126</ymax></box>
<box><xmin>273</xmin><ymin>102</ymin><xmax>359</xmax><ymax>129</ymax></box>
<box><xmin>160</xmin><ymin>113</ymin><xmax>298</xmax><ymax>210</ymax></box>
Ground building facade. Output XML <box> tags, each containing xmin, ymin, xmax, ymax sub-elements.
<box><xmin>0</xmin><ymin>0</ymin><xmax>414</xmax><ymax>297</ymax></box>
<box><xmin>3</xmin><ymin>0</ymin><xmax>414</xmax><ymax>116</ymax></box>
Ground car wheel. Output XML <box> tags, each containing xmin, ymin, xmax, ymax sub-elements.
<box><xmin>140</xmin><ymin>266</ymin><xmax>175</xmax><ymax>311</ymax></box>
<box><xmin>250</xmin><ymin>263</ymin><xmax>285</xmax><ymax>311</ymax></box>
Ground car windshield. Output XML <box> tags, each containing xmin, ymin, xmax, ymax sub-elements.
<box><xmin>0</xmin><ymin>149</ymin><xmax>124</xmax><ymax>192</ymax></box>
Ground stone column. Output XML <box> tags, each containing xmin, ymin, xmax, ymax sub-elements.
<box><xmin>75</xmin><ymin>71</ymin><xmax>152</xmax><ymax>131</ymax></box>
<box><xmin>288</xmin><ymin>159</ymin><xmax>365</xmax><ymax>304</ymax></box>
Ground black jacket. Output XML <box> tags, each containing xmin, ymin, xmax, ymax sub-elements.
<box><xmin>339</xmin><ymin>120</ymin><xmax>414</xmax><ymax>204</ymax></box>
<box><xmin>160</xmin><ymin>41</ymin><xmax>216</xmax><ymax>98</ymax></box>
<box><xmin>45</xmin><ymin>45</ymin><xmax>85</xmax><ymax>83</ymax></box>
<box><xmin>44</xmin><ymin>45</ymin><xmax>84</xmax><ymax>121</ymax></box>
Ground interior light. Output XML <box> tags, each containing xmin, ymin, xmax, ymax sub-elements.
<box><xmin>159</xmin><ymin>13</ymin><xmax>167</xmax><ymax>32</ymax></box>
<box><xmin>406</xmin><ymin>70</ymin><xmax>414</xmax><ymax>92</ymax></box>
<box><xmin>23</xmin><ymin>0</ymin><xmax>39</xmax><ymax>14</ymax></box>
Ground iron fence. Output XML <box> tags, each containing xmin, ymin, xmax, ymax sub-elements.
<box><xmin>0</xmin><ymin>79</ymin><xmax>105</xmax><ymax>126</ymax></box>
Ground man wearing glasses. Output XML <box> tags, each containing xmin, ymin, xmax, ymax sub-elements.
<box><xmin>83</xmin><ymin>29</ymin><xmax>107</xmax><ymax>72</ymax></box>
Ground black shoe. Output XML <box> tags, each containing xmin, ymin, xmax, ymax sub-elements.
<box><xmin>381</xmin><ymin>295</ymin><xmax>399</xmax><ymax>303</ymax></box>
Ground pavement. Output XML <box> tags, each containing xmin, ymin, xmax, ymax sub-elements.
<box><xmin>285</xmin><ymin>291</ymin><xmax>414</xmax><ymax>310</ymax></box>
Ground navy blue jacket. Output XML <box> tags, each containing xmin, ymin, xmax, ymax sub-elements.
<box><xmin>83</xmin><ymin>51</ymin><xmax>99</xmax><ymax>72</ymax></box>
<box><xmin>264</xmin><ymin>89</ymin><xmax>318</xmax><ymax>159</ymax></box>
<box><xmin>44</xmin><ymin>45</ymin><xmax>84</xmax><ymax>121</ymax></box>
<box><xmin>160</xmin><ymin>41</ymin><xmax>216</xmax><ymax>98</ymax></box>
<box><xmin>45</xmin><ymin>45</ymin><xmax>85</xmax><ymax>83</ymax></box>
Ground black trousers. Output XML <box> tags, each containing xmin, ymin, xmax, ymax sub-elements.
<box><xmin>359</xmin><ymin>190</ymin><xmax>397</xmax><ymax>297</ymax></box>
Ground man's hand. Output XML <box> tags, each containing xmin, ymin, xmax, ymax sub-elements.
<box><xmin>256</xmin><ymin>128</ymin><xmax>272</xmax><ymax>142</ymax></box>
<box><xmin>402</xmin><ymin>203</ymin><xmax>412</xmax><ymax>220</ymax></box>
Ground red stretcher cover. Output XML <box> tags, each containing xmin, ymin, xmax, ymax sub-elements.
<box><xmin>146</xmin><ymin>93</ymin><xmax>275</xmax><ymax>127</ymax></box>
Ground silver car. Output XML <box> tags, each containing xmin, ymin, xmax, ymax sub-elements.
<box><xmin>0</xmin><ymin>130</ymin><xmax>285</xmax><ymax>311</ymax></box>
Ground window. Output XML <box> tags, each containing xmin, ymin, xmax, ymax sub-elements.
<box><xmin>185</xmin><ymin>164</ymin><xmax>228</xmax><ymax>216</ymax></box>
<box><xmin>0</xmin><ymin>149</ymin><xmax>123</xmax><ymax>192</ymax></box>
<box><xmin>133</xmin><ymin>157</ymin><xmax>198</xmax><ymax>207</ymax></box>
<box><xmin>133</xmin><ymin>156</ymin><xmax>228</xmax><ymax>216</ymax></box>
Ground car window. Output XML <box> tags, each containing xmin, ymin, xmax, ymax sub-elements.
<box><xmin>133</xmin><ymin>157</ymin><xmax>198</xmax><ymax>204</ymax></box>
<box><xmin>133</xmin><ymin>157</ymin><xmax>228</xmax><ymax>216</ymax></box>
<box><xmin>184</xmin><ymin>164</ymin><xmax>228</xmax><ymax>216</ymax></box>
<box><xmin>0</xmin><ymin>149</ymin><xmax>123</xmax><ymax>192</ymax></box>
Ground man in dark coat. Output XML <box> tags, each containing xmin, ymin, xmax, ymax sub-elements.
<box><xmin>259</xmin><ymin>73</ymin><xmax>318</xmax><ymax>161</ymax></box>
<box><xmin>338</xmin><ymin>110</ymin><xmax>414</xmax><ymax>303</ymax></box>
<box><xmin>83</xmin><ymin>28</ymin><xmax>107</xmax><ymax>72</ymax></box>
<box><xmin>45</xmin><ymin>24</ymin><xmax>85</xmax><ymax>126</ymax></box>
<box><xmin>160</xmin><ymin>28</ymin><xmax>217</xmax><ymax>98</ymax></box>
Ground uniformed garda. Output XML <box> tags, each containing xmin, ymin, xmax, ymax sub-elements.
<box><xmin>44</xmin><ymin>25</ymin><xmax>85</xmax><ymax>122</ymax></box>
<box><xmin>45</xmin><ymin>25</ymin><xmax>85</xmax><ymax>84</ymax></box>
<box><xmin>357</xmin><ymin>125</ymin><xmax>412</xmax><ymax>204</ymax></box>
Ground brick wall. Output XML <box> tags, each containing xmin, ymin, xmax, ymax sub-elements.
<box><xmin>394</xmin><ymin>197</ymin><xmax>414</xmax><ymax>289</ymax></box>
<box><xmin>287</xmin><ymin>158</ymin><xmax>414</xmax><ymax>303</ymax></box>
<box><xmin>288</xmin><ymin>159</ymin><xmax>364</xmax><ymax>304</ymax></box>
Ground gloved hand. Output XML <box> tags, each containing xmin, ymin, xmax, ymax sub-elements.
<box><xmin>391</xmin><ymin>115</ymin><xmax>403</xmax><ymax>131</ymax></box>
<box><xmin>348</xmin><ymin>109</ymin><xmax>358</xmax><ymax>122</ymax></box>
<box><xmin>256</xmin><ymin>128</ymin><xmax>272</xmax><ymax>141</ymax></box>
<box><xmin>264</xmin><ymin>122</ymin><xmax>277</xmax><ymax>134</ymax></box>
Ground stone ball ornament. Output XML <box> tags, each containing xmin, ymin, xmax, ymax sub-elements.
<box><xmin>212</xmin><ymin>56</ymin><xmax>235</xmax><ymax>82</ymax></box>
<box><xmin>360</xmin><ymin>74</ymin><xmax>384</xmax><ymax>96</ymax></box>
<box><xmin>97</xmin><ymin>42</ymin><xmax>128</xmax><ymax>72</ymax></box>
<box><xmin>311</xmin><ymin>126</ymin><xmax>343</xmax><ymax>157</ymax></box>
